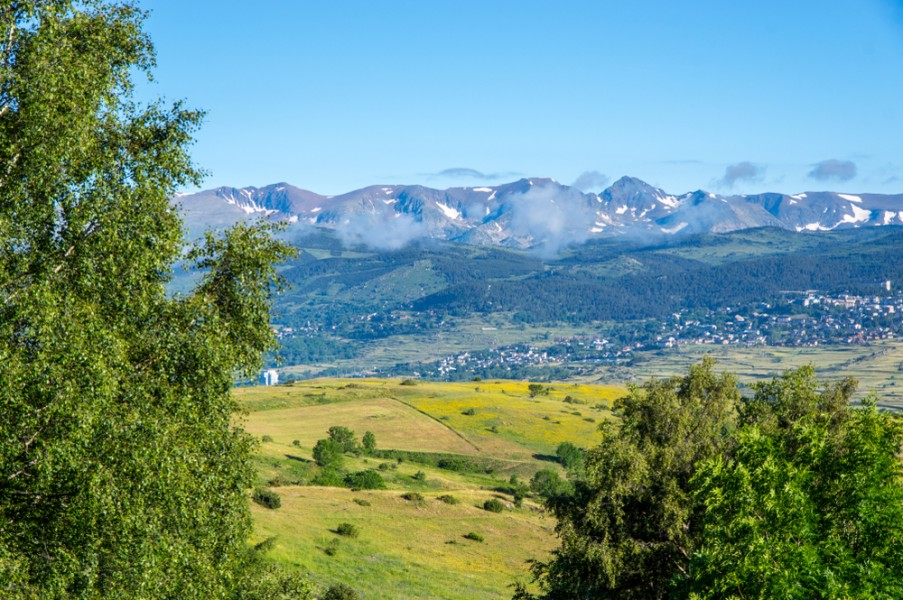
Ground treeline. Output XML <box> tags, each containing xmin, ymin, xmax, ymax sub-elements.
<box><xmin>414</xmin><ymin>232</ymin><xmax>903</xmax><ymax>323</ymax></box>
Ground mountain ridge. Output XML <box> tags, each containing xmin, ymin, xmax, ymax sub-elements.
<box><xmin>174</xmin><ymin>176</ymin><xmax>903</xmax><ymax>249</ymax></box>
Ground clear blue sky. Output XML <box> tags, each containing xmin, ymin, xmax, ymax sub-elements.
<box><xmin>139</xmin><ymin>0</ymin><xmax>903</xmax><ymax>195</ymax></box>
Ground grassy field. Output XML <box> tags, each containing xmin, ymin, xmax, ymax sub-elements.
<box><xmin>235</xmin><ymin>379</ymin><xmax>626</xmax><ymax>599</ymax></box>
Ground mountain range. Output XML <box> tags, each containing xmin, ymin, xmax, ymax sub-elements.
<box><xmin>173</xmin><ymin>176</ymin><xmax>903</xmax><ymax>250</ymax></box>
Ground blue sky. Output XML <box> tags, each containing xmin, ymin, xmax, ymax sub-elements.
<box><xmin>139</xmin><ymin>0</ymin><xmax>903</xmax><ymax>195</ymax></box>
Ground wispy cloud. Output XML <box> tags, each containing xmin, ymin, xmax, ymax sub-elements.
<box><xmin>336</xmin><ymin>212</ymin><xmax>426</xmax><ymax>250</ymax></box>
<box><xmin>505</xmin><ymin>183</ymin><xmax>596</xmax><ymax>256</ymax></box>
<box><xmin>717</xmin><ymin>161</ymin><xmax>764</xmax><ymax>188</ymax></box>
<box><xmin>425</xmin><ymin>167</ymin><xmax>521</xmax><ymax>181</ymax></box>
<box><xmin>571</xmin><ymin>170</ymin><xmax>610</xmax><ymax>192</ymax></box>
<box><xmin>808</xmin><ymin>159</ymin><xmax>857</xmax><ymax>182</ymax></box>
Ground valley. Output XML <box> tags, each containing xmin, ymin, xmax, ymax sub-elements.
<box><xmin>237</xmin><ymin>379</ymin><xmax>625</xmax><ymax>599</ymax></box>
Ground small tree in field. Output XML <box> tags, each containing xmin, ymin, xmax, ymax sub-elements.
<box><xmin>313</xmin><ymin>438</ymin><xmax>345</xmax><ymax>470</ymax></box>
<box><xmin>328</xmin><ymin>426</ymin><xmax>359</xmax><ymax>453</ymax></box>
<box><xmin>362</xmin><ymin>431</ymin><xmax>377</xmax><ymax>454</ymax></box>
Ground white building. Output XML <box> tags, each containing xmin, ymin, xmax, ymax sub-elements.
<box><xmin>262</xmin><ymin>369</ymin><xmax>279</xmax><ymax>386</ymax></box>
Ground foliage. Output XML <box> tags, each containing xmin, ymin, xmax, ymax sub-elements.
<box><xmin>322</xmin><ymin>583</ymin><xmax>362</xmax><ymax>600</ymax></box>
<box><xmin>522</xmin><ymin>358</ymin><xmax>740</xmax><ymax>599</ymax></box>
<box><xmin>0</xmin><ymin>1</ymin><xmax>293</xmax><ymax>596</ymax></box>
<box><xmin>327</xmin><ymin>425</ymin><xmax>359</xmax><ymax>453</ymax></box>
<box><xmin>311</xmin><ymin>469</ymin><xmax>345</xmax><ymax>488</ymax></box>
<box><xmin>412</xmin><ymin>470</ymin><xmax>426</xmax><ymax>481</ymax></box>
<box><xmin>361</xmin><ymin>430</ymin><xmax>377</xmax><ymax>454</ymax></box>
<box><xmin>528</xmin><ymin>383</ymin><xmax>550</xmax><ymax>398</ymax></box>
<box><xmin>252</xmin><ymin>488</ymin><xmax>282</xmax><ymax>510</ymax></box>
<box><xmin>401</xmin><ymin>492</ymin><xmax>424</xmax><ymax>503</ymax></box>
<box><xmin>519</xmin><ymin>361</ymin><xmax>903</xmax><ymax>600</ymax></box>
<box><xmin>352</xmin><ymin>498</ymin><xmax>371</xmax><ymax>507</ymax></box>
<box><xmin>684</xmin><ymin>381</ymin><xmax>903</xmax><ymax>598</ymax></box>
<box><xmin>483</xmin><ymin>498</ymin><xmax>505</xmax><ymax>513</ymax></box>
<box><xmin>335</xmin><ymin>523</ymin><xmax>360</xmax><ymax>539</ymax></box>
<box><xmin>312</xmin><ymin>438</ymin><xmax>345</xmax><ymax>470</ymax></box>
<box><xmin>463</xmin><ymin>532</ymin><xmax>485</xmax><ymax>542</ymax></box>
<box><xmin>529</xmin><ymin>469</ymin><xmax>570</xmax><ymax>500</ymax></box>
<box><xmin>554</xmin><ymin>442</ymin><xmax>583</xmax><ymax>471</ymax></box>
<box><xmin>437</xmin><ymin>494</ymin><xmax>459</xmax><ymax>505</ymax></box>
<box><xmin>343</xmin><ymin>470</ymin><xmax>386</xmax><ymax>490</ymax></box>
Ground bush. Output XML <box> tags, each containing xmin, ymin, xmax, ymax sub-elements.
<box><xmin>327</xmin><ymin>425</ymin><xmax>359</xmax><ymax>453</ymax></box>
<box><xmin>322</xmin><ymin>583</ymin><xmax>361</xmax><ymax>600</ymax></box>
<box><xmin>437</xmin><ymin>494</ymin><xmax>459</xmax><ymax>505</ymax></box>
<box><xmin>399</xmin><ymin>379</ymin><xmax>417</xmax><ymax>386</ymax></box>
<box><xmin>462</xmin><ymin>408</ymin><xmax>476</xmax><ymax>416</ymax></box>
<box><xmin>528</xmin><ymin>383</ymin><xmax>549</xmax><ymax>398</ymax></box>
<box><xmin>252</xmin><ymin>488</ymin><xmax>281</xmax><ymax>510</ymax></box>
<box><xmin>401</xmin><ymin>492</ymin><xmax>424</xmax><ymax>503</ymax></box>
<box><xmin>344</xmin><ymin>470</ymin><xmax>386</xmax><ymax>490</ymax></box>
<box><xmin>267</xmin><ymin>475</ymin><xmax>291</xmax><ymax>487</ymax></box>
<box><xmin>463</xmin><ymin>532</ymin><xmax>484</xmax><ymax>542</ymax></box>
<box><xmin>412</xmin><ymin>470</ymin><xmax>426</xmax><ymax>481</ymax></box>
<box><xmin>312</xmin><ymin>469</ymin><xmax>345</xmax><ymax>487</ymax></box>
<box><xmin>556</xmin><ymin>441</ymin><xmax>584</xmax><ymax>470</ymax></box>
<box><xmin>352</xmin><ymin>498</ymin><xmax>371</xmax><ymax>507</ymax></box>
<box><xmin>324</xmin><ymin>539</ymin><xmax>340</xmax><ymax>556</ymax></box>
<box><xmin>292</xmin><ymin>439</ymin><xmax>301</xmax><ymax>447</ymax></box>
<box><xmin>483</xmin><ymin>498</ymin><xmax>504</xmax><ymax>513</ymax></box>
<box><xmin>362</xmin><ymin>431</ymin><xmax>376</xmax><ymax>454</ymax></box>
<box><xmin>261</xmin><ymin>435</ymin><xmax>274</xmax><ymax>443</ymax></box>
<box><xmin>335</xmin><ymin>523</ymin><xmax>360</xmax><ymax>538</ymax></box>
<box><xmin>437</xmin><ymin>457</ymin><xmax>479</xmax><ymax>472</ymax></box>
<box><xmin>530</xmin><ymin>468</ymin><xmax>570</xmax><ymax>499</ymax></box>
<box><xmin>312</xmin><ymin>438</ymin><xmax>344</xmax><ymax>470</ymax></box>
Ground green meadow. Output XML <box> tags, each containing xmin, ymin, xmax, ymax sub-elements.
<box><xmin>235</xmin><ymin>379</ymin><xmax>626</xmax><ymax>599</ymax></box>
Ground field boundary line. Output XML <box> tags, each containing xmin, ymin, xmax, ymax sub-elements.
<box><xmin>388</xmin><ymin>395</ymin><xmax>482</xmax><ymax>453</ymax></box>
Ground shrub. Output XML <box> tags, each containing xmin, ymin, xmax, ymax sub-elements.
<box><xmin>312</xmin><ymin>438</ymin><xmax>344</xmax><ymax>470</ymax></box>
<box><xmin>335</xmin><ymin>523</ymin><xmax>360</xmax><ymax>538</ymax></box>
<box><xmin>437</xmin><ymin>494</ymin><xmax>459</xmax><ymax>505</ymax></box>
<box><xmin>252</xmin><ymin>488</ymin><xmax>281</xmax><ymax>510</ymax></box>
<box><xmin>399</xmin><ymin>379</ymin><xmax>417</xmax><ymax>386</ymax></box>
<box><xmin>261</xmin><ymin>435</ymin><xmax>274</xmax><ymax>443</ymax></box>
<box><xmin>322</xmin><ymin>583</ymin><xmax>361</xmax><ymax>600</ymax></box>
<box><xmin>472</xmin><ymin>376</ymin><xmax>482</xmax><ymax>382</ymax></box>
<box><xmin>463</xmin><ymin>532</ymin><xmax>484</xmax><ymax>542</ymax></box>
<box><xmin>530</xmin><ymin>468</ymin><xmax>570</xmax><ymax>499</ymax></box>
<box><xmin>344</xmin><ymin>470</ymin><xmax>386</xmax><ymax>490</ymax></box>
<box><xmin>352</xmin><ymin>498</ymin><xmax>371</xmax><ymax>507</ymax></box>
<box><xmin>324</xmin><ymin>539</ymin><xmax>340</xmax><ymax>556</ymax></box>
<box><xmin>362</xmin><ymin>431</ymin><xmax>376</xmax><ymax>454</ymax></box>
<box><xmin>268</xmin><ymin>475</ymin><xmax>291</xmax><ymax>487</ymax></box>
<box><xmin>556</xmin><ymin>441</ymin><xmax>584</xmax><ymax>469</ymax></box>
<box><xmin>462</xmin><ymin>408</ymin><xmax>477</xmax><ymax>416</ymax></box>
<box><xmin>327</xmin><ymin>425</ymin><xmax>359</xmax><ymax>453</ymax></box>
<box><xmin>312</xmin><ymin>469</ymin><xmax>345</xmax><ymax>487</ymax></box>
<box><xmin>437</xmin><ymin>457</ymin><xmax>479</xmax><ymax>472</ymax></box>
<box><xmin>528</xmin><ymin>383</ymin><xmax>549</xmax><ymax>398</ymax></box>
<box><xmin>292</xmin><ymin>439</ymin><xmax>301</xmax><ymax>447</ymax></box>
<box><xmin>401</xmin><ymin>492</ymin><xmax>424</xmax><ymax>503</ymax></box>
<box><xmin>412</xmin><ymin>470</ymin><xmax>426</xmax><ymax>481</ymax></box>
<box><xmin>483</xmin><ymin>498</ymin><xmax>504</xmax><ymax>513</ymax></box>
